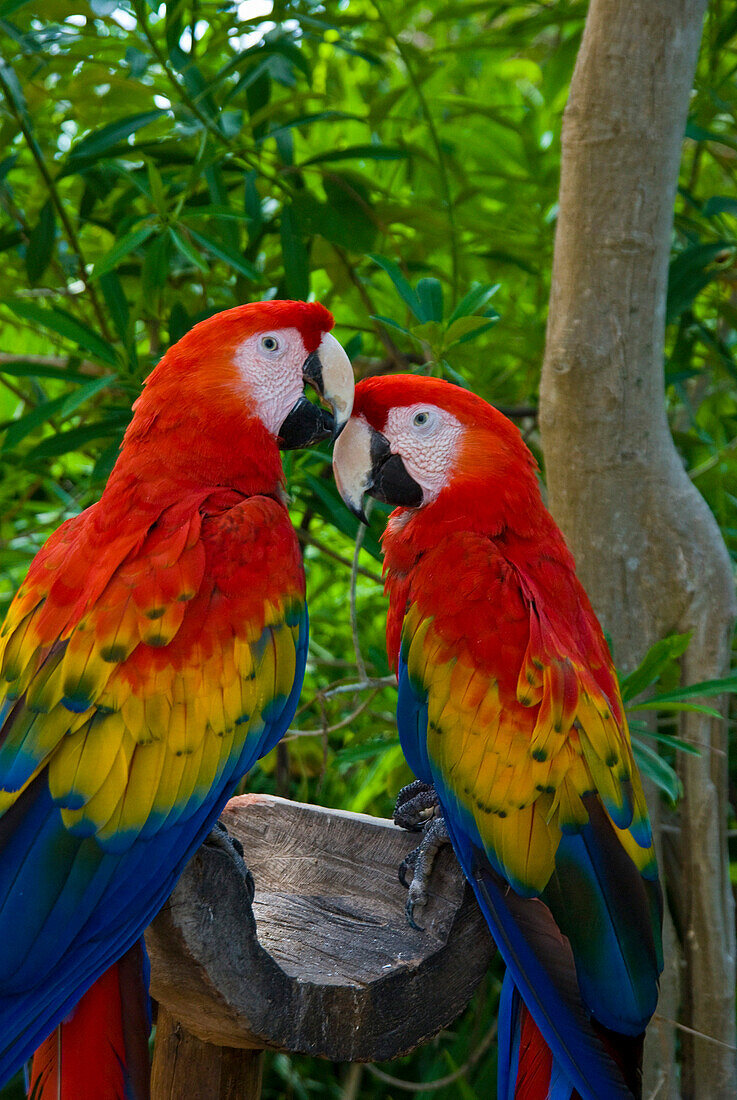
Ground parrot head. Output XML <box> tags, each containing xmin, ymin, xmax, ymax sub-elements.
<box><xmin>333</xmin><ymin>374</ymin><xmax>538</xmax><ymax>526</ymax></box>
<box><xmin>137</xmin><ymin>299</ymin><xmax>353</xmax><ymax>448</ymax></box>
<box><xmin>113</xmin><ymin>300</ymin><xmax>355</xmax><ymax>496</ymax></box>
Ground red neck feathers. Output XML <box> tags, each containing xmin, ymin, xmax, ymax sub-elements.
<box><xmin>102</xmin><ymin>301</ymin><xmax>331</xmax><ymax>512</ymax></box>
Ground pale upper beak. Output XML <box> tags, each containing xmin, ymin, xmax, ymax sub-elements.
<box><xmin>333</xmin><ymin>415</ymin><xmax>423</xmax><ymax>524</ymax></box>
<box><xmin>279</xmin><ymin>331</ymin><xmax>354</xmax><ymax>450</ymax></box>
<box><xmin>302</xmin><ymin>331</ymin><xmax>354</xmax><ymax>438</ymax></box>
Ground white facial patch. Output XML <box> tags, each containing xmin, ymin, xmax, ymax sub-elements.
<box><xmin>383</xmin><ymin>403</ymin><xmax>464</xmax><ymax>502</ymax></box>
<box><xmin>234</xmin><ymin>326</ymin><xmax>307</xmax><ymax>435</ymax></box>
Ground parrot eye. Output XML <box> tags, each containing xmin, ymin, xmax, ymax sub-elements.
<box><xmin>412</xmin><ymin>409</ymin><xmax>435</xmax><ymax>430</ymax></box>
<box><xmin>260</xmin><ymin>334</ymin><xmax>281</xmax><ymax>354</ymax></box>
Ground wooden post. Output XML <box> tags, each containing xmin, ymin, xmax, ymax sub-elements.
<box><xmin>147</xmin><ymin>794</ymin><xmax>494</xmax><ymax>1095</ymax></box>
<box><xmin>151</xmin><ymin>1008</ymin><xmax>263</xmax><ymax>1100</ymax></box>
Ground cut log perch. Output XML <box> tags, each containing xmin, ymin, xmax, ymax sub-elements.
<box><xmin>147</xmin><ymin>794</ymin><xmax>494</xmax><ymax>1096</ymax></box>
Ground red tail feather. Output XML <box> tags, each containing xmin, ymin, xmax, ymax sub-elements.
<box><xmin>29</xmin><ymin>945</ymin><xmax>150</xmax><ymax>1100</ymax></box>
<box><xmin>515</xmin><ymin>1005</ymin><xmax>556</xmax><ymax>1100</ymax></box>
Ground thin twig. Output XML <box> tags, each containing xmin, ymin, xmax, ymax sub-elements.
<box><xmin>287</xmin><ymin>687</ymin><xmax>381</xmax><ymax>739</ymax></box>
<box><xmin>654</xmin><ymin>1014</ymin><xmax>737</xmax><ymax>1052</ymax></box>
<box><xmin>323</xmin><ymin>677</ymin><xmax>395</xmax><ymax>699</ymax></box>
<box><xmin>365</xmin><ymin>1018</ymin><xmax>497</xmax><ymax>1092</ymax></box>
<box><xmin>296</xmin><ymin>528</ymin><xmax>382</xmax><ymax>582</ymax></box>
<box><xmin>350</xmin><ymin>498</ymin><xmax>373</xmax><ymax>681</ymax></box>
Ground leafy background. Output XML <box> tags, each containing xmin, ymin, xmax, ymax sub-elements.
<box><xmin>0</xmin><ymin>1</ymin><xmax>735</xmax><ymax>1096</ymax></box>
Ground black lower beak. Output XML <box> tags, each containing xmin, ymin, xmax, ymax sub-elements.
<box><xmin>278</xmin><ymin>397</ymin><xmax>335</xmax><ymax>450</ymax></box>
<box><xmin>371</xmin><ymin>453</ymin><xmax>423</xmax><ymax>508</ymax></box>
<box><xmin>366</xmin><ymin>431</ymin><xmax>424</xmax><ymax>508</ymax></box>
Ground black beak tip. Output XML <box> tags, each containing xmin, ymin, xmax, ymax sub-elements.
<box><xmin>345</xmin><ymin>498</ymin><xmax>369</xmax><ymax>525</ymax></box>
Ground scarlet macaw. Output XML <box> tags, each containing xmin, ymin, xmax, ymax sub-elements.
<box><xmin>0</xmin><ymin>300</ymin><xmax>354</xmax><ymax>1098</ymax></box>
<box><xmin>333</xmin><ymin>375</ymin><xmax>663</xmax><ymax>1100</ymax></box>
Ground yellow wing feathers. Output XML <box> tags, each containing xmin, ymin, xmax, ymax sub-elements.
<box><xmin>0</xmin><ymin>499</ymin><xmax>304</xmax><ymax>851</ymax></box>
<box><xmin>403</xmin><ymin>599</ymin><xmax>653</xmax><ymax>895</ymax></box>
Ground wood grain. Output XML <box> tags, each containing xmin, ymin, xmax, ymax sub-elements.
<box><xmin>147</xmin><ymin>794</ymin><xmax>494</xmax><ymax>1063</ymax></box>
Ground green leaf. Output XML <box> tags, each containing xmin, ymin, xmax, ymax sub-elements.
<box><xmin>628</xmin><ymin>726</ymin><xmax>701</xmax><ymax>756</ymax></box>
<box><xmin>448</xmin><ymin>283</ymin><xmax>500</xmax><ymax>324</ymax></box>
<box><xmin>67</xmin><ymin>110</ymin><xmax>163</xmax><ymax>164</ymax></box>
<box><xmin>638</xmin><ymin>674</ymin><xmax>737</xmax><ymax>706</ymax></box>
<box><xmin>0</xmin><ymin>0</ymin><xmax>34</xmax><ymax>14</ymax></box>
<box><xmin>26</xmin><ymin>414</ymin><xmax>127</xmax><ymax>459</ymax></box>
<box><xmin>631</xmin><ymin>737</ymin><xmax>682</xmax><ymax>803</ymax></box>
<box><xmin>445</xmin><ymin>314</ymin><xmax>496</xmax><ymax>346</ymax></box>
<box><xmin>303</xmin><ymin>474</ymin><xmax>383</xmax><ymax>561</ymax></box>
<box><xmin>667</xmin><ymin>242</ymin><xmax>735</xmax><ymax>324</ymax></box>
<box><xmin>99</xmin><ymin>271</ymin><xmax>131</xmax><ymax>349</ymax></box>
<box><xmin>186</xmin><ymin>226</ymin><xmax>258</xmax><ymax>280</ymax></box>
<box><xmin>0</xmin><ymin>360</ymin><xmax>90</xmax><ymax>382</ymax></box>
<box><xmin>299</xmin><ymin>143</ymin><xmax>408</xmax><ymax>166</ymax></box>
<box><xmin>416</xmin><ymin>278</ymin><xmax>444</xmax><ymax>323</ymax></box>
<box><xmin>703</xmin><ymin>196</ymin><xmax>737</xmax><ymax>218</ymax></box>
<box><xmin>370</xmin><ymin>314</ymin><xmax>413</xmax><ymax>338</ymax></box>
<box><xmin>169</xmin><ymin>228</ymin><xmax>210</xmax><ymax>273</ymax></box>
<box><xmin>2</xmin><ymin>375</ymin><xmax>116</xmax><ymax>451</ymax></box>
<box><xmin>91</xmin><ymin>225</ymin><xmax>155</xmax><ymax>279</ymax></box>
<box><xmin>620</xmin><ymin>633</ymin><xmax>692</xmax><ymax>701</ymax></box>
<box><xmin>369</xmin><ymin>254</ymin><xmax>422</xmax><ymax>319</ymax></box>
<box><xmin>141</xmin><ymin>233</ymin><xmax>171</xmax><ymax>299</ymax></box>
<box><xmin>629</xmin><ymin>700</ymin><xmax>723</xmax><ymax>719</ymax></box>
<box><xmin>280</xmin><ymin>205</ymin><xmax>309</xmax><ymax>300</ymax></box>
<box><xmin>3</xmin><ymin>301</ymin><xmax>117</xmax><ymax>365</ymax></box>
<box><xmin>453</xmin><ymin>312</ymin><xmax>499</xmax><ymax>346</ymax></box>
<box><xmin>25</xmin><ymin>199</ymin><xmax>55</xmax><ymax>284</ymax></box>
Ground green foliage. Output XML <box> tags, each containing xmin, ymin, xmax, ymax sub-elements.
<box><xmin>0</xmin><ymin>2</ymin><xmax>736</xmax><ymax>1097</ymax></box>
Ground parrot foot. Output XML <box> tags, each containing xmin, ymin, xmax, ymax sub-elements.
<box><xmin>399</xmin><ymin>816</ymin><xmax>450</xmax><ymax>931</ymax></box>
<box><xmin>393</xmin><ymin>779</ymin><xmax>442</xmax><ymax>831</ymax></box>
<box><xmin>204</xmin><ymin>819</ymin><xmax>255</xmax><ymax>904</ymax></box>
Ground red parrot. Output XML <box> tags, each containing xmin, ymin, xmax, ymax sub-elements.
<box><xmin>0</xmin><ymin>300</ymin><xmax>354</xmax><ymax>1098</ymax></box>
<box><xmin>332</xmin><ymin>375</ymin><xmax>663</xmax><ymax>1100</ymax></box>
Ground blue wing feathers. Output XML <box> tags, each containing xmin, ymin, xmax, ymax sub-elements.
<box><xmin>395</xmin><ymin>656</ymin><xmax>646</xmax><ymax>1100</ymax></box>
<box><xmin>0</xmin><ymin>605</ymin><xmax>308</xmax><ymax>1085</ymax></box>
<box><xmin>397</xmin><ymin>653</ymin><xmax>432</xmax><ymax>783</ymax></box>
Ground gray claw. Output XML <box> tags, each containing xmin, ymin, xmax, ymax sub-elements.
<box><xmin>398</xmin><ymin>815</ymin><xmax>450</xmax><ymax>931</ymax></box>
<box><xmin>405</xmin><ymin>895</ymin><xmax>424</xmax><ymax>932</ymax></box>
<box><xmin>394</xmin><ymin>779</ymin><xmax>441</xmax><ymax>831</ymax></box>
<box><xmin>205</xmin><ymin>820</ymin><xmax>254</xmax><ymax>902</ymax></box>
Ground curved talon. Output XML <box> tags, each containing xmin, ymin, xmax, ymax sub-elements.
<box><xmin>398</xmin><ymin>854</ymin><xmax>415</xmax><ymax>889</ymax></box>
<box><xmin>405</xmin><ymin>896</ymin><xmax>424</xmax><ymax>932</ymax></box>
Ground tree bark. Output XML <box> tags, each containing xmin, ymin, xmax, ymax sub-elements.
<box><xmin>539</xmin><ymin>3</ymin><xmax>736</xmax><ymax>1098</ymax></box>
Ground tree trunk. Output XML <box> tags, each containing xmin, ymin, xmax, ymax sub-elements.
<box><xmin>539</xmin><ymin>3</ymin><xmax>736</xmax><ymax>1099</ymax></box>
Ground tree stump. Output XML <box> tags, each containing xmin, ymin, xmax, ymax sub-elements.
<box><xmin>147</xmin><ymin>793</ymin><xmax>494</xmax><ymax>1097</ymax></box>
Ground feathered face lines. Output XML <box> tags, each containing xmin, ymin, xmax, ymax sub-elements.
<box><xmin>234</xmin><ymin>325</ymin><xmax>313</xmax><ymax>436</ymax></box>
<box><xmin>382</xmin><ymin>403</ymin><xmax>465</xmax><ymax>502</ymax></box>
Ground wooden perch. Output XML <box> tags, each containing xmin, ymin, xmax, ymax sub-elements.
<box><xmin>147</xmin><ymin>794</ymin><xmax>494</xmax><ymax>1096</ymax></box>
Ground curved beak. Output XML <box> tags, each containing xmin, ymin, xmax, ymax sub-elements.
<box><xmin>302</xmin><ymin>331</ymin><xmax>354</xmax><ymax>439</ymax></box>
<box><xmin>332</xmin><ymin>416</ymin><xmax>423</xmax><ymax>524</ymax></box>
<box><xmin>279</xmin><ymin>331</ymin><xmax>355</xmax><ymax>451</ymax></box>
